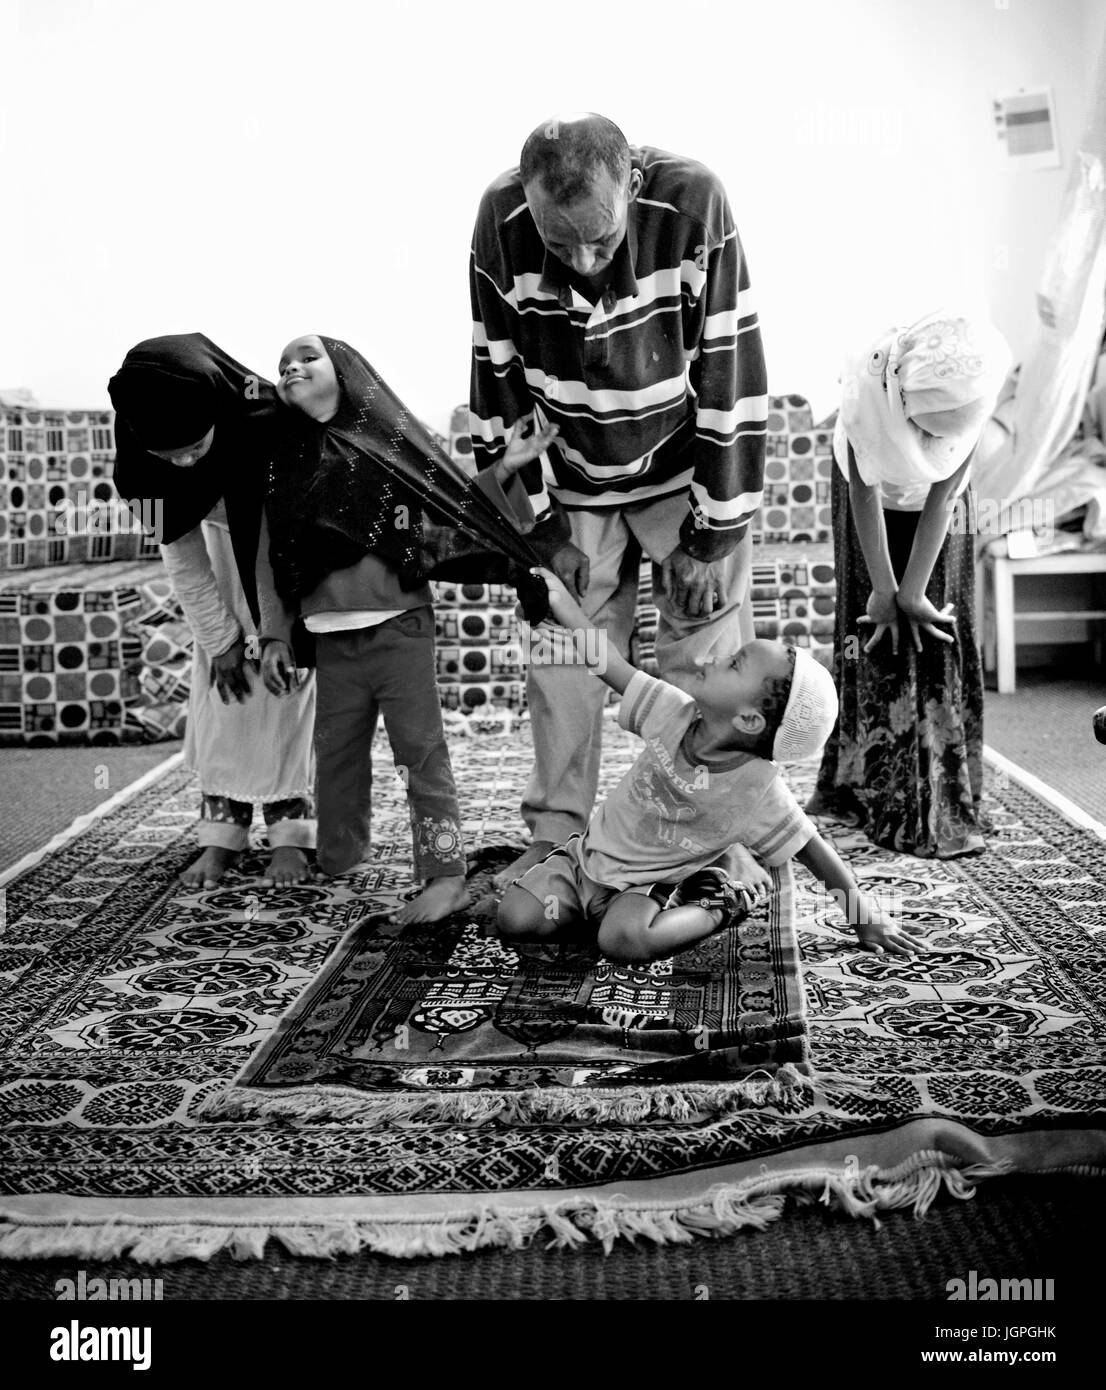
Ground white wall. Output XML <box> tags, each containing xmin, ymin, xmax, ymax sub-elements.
<box><xmin>1087</xmin><ymin>0</ymin><xmax>1106</xmax><ymax>85</ymax></box>
<box><xmin>2</xmin><ymin>0</ymin><xmax>1101</xmax><ymax>430</ymax></box>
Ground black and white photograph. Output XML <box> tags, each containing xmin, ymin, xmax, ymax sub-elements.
<box><xmin>1</xmin><ymin>0</ymin><xmax>1104</xmax><ymax>1348</ymax></box>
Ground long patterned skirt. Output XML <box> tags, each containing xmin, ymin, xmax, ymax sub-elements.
<box><xmin>808</xmin><ymin>468</ymin><xmax>986</xmax><ymax>858</ymax></box>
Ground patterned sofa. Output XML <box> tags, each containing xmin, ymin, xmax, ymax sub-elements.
<box><xmin>0</xmin><ymin>402</ymin><xmax>189</xmax><ymax>745</ymax></box>
<box><xmin>0</xmin><ymin>560</ymin><xmax>190</xmax><ymax>745</ymax></box>
<box><xmin>750</xmin><ymin>394</ymin><xmax>836</xmax><ymax>664</ymax></box>
<box><xmin>0</xmin><ymin>396</ymin><xmax>837</xmax><ymax>743</ymax></box>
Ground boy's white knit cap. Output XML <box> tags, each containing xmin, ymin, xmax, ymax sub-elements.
<box><xmin>772</xmin><ymin>648</ymin><xmax>839</xmax><ymax>762</ymax></box>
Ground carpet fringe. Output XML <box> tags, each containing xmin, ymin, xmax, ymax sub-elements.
<box><xmin>0</xmin><ymin>1152</ymin><xmax>1015</xmax><ymax>1262</ymax></box>
<box><xmin>194</xmin><ymin>1063</ymin><xmax>872</xmax><ymax>1128</ymax></box>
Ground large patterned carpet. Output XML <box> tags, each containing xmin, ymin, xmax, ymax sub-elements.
<box><xmin>0</xmin><ymin>713</ymin><xmax>1103</xmax><ymax>1260</ymax></box>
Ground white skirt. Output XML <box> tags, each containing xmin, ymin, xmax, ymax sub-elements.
<box><xmin>183</xmin><ymin>519</ymin><xmax>316</xmax><ymax>803</ymax></box>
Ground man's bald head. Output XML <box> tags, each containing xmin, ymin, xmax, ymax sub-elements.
<box><xmin>519</xmin><ymin>114</ymin><xmax>641</xmax><ymax>285</ymax></box>
<box><xmin>520</xmin><ymin>113</ymin><xmax>631</xmax><ymax>206</ymax></box>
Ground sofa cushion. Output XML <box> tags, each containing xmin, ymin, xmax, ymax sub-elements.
<box><xmin>0</xmin><ymin>560</ymin><xmax>189</xmax><ymax>745</ymax></box>
<box><xmin>432</xmin><ymin>581</ymin><xmax>526</xmax><ymax>713</ymax></box>
<box><xmin>0</xmin><ymin>395</ymin><xmax>841</xmax><ymax>739</ymax></box>
<box><xmin>749</xmin><ymin>543</ymin><xmax>836</xmax><ymax>666</ymax></box>
<box><xmin>754</xmin><ymin>428</ymin><xmax>835</xmax><ymax>546</ymax></box>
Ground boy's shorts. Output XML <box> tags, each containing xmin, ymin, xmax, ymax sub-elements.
<box><xmin>512</xmin><ymin>835</ymin><xmax>661</xmax><ymax>925</ymax></box>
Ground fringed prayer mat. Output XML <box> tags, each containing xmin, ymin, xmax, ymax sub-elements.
<box><xmin>198</xmin><ymin>850</ymin><xmax>806</xmax><ymax>1114</ymax></box>
<box><xmin>1</xmin><ymin>716</ymin><xmax>1104</xmax><ymax>1260</ymax></box>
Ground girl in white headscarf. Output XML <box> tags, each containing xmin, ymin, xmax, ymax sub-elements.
<box><xmin>809</xmin><ymin>312</ymin><xmax>1011</xmax><ymax>858</ymax></box>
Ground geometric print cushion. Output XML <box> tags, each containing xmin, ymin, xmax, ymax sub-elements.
<box><xmin>0</xmin><ymin>561</ymin><xmax>190</xmax><ymax>746</ymax></box>
<box><xmin>749</xmin><ymin>543</ymin><xmax>836</xmax><ymax>669</ymax></box>
<box><xmin>430</xmin><ymin>581</ymin><xmax>626</xmax><ymax>719</ymax></box>
<box><xmin>0</xmin><ymin>403</ymin><xmax>154</xmax><ymax>572</ymax></box>
<box><xmin>766</xmin><ymin>393</ymin><xmax>814</xmax><ymax>436</ymax></box>
<box><xmin>754</xmin><ymin>428</ymin><xmax>835</xmax><ymax>547</ymax></box>
<box><xmin>431</xmin><ymin>581</ymin><xmax>527</xmax><ymax>716</ymax></box>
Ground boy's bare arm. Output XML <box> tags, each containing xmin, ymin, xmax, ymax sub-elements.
<box><xmin>794</xmin><ymin>831</ymin><xmax>858</xmax><ymax>905</ymax></box>
<box><xmin>794</xmin><ymin>830</ymin><xmax>926</xmax><ymax>957</ymax></box>
<box><xmin>531</xmin><ymin>567</ymin><xmax>637</xmax><ymax>696</ymax></box>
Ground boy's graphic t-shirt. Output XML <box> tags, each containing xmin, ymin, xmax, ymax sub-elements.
<box><xmin>580</xmin><ymin>670</ymin><xmax>816</xmax><ymax>889</ymax></box>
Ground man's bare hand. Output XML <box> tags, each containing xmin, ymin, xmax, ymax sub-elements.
<box><xmin>661</xmin><ymin>546</ymin><xmax>726</xmax><ymax>619</ymax></box>
<box><xmin>549</xmin><ymin>541</ymin><xmax>590</xmax><ymax>602</ymax></box>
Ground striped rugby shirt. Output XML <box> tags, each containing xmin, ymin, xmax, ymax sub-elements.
<box><xmin>469</xmin><ymin>146</ymin><xmax>767</xmax><ymax>563</ymax></box>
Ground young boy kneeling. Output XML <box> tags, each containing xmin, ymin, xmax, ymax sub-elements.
<box><xmin>498</xmin><ymin>570</ymin><xmax>926</xmax><ymax>965</ymax></box>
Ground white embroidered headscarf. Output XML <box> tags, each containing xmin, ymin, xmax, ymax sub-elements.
<box><xmin>835</xmin><ymin>312</ymin><xmax>1013</xmax><ymax>509</ymax></box>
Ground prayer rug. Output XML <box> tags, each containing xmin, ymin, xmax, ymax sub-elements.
<box><xmin>199</xmin><ymin>854</ymin><xmax>807</xmax><ymax>1107</ymax></box>
<box><xmin>1</xmin><ymin>717</ymin><xmax>1103</xmax><ymax>1259</ymax></box>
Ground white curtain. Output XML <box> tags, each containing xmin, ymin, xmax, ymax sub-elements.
<box><xmin>973</xmin><ymin>32</ymin><xmax>1106</xmax><ymax>538</ymax></box>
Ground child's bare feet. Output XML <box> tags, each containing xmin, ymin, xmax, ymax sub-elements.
<box><xmin>393</xmin><ymin>876</ymin><xmax>470</xmax><ymax>925</ymax></box>
<box><xmin>179</xmin><ymin>846</ymin><xmax>240</xmax><ymax>890</ymax></box>
<box><xmin>261</xmin><ymin>846</ymin><xmax>311</xmax><ymax>888</ymax></box>
<box><xmin>492</xmin><ymin>841</ymin><xmax>554</xmax><ymax>892</ymax></box>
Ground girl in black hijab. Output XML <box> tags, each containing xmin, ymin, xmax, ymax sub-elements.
<box><xmin>267</xmin><ymin>334</ymin><xmax>555</xmax><ymax>924</ymax></box>
<box><xmin>109</xmin><ymin>334</ymin><xmax>317</xmax><ymax>891</ymax></box>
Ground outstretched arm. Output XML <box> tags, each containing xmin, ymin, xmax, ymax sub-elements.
<box><xmin>532</xmin><ymin>567</ymin><xmax>637</xmax><ymax>696</ymax></box>
<box><xmin>794</xmin><ymin>830</ymin><xmax>926</xmax><ymax>957</ymax></box>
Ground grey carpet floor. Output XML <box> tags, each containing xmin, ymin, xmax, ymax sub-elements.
<box><xmin>983</xmin><ymin>659</ymin><xmax>1106</xmax><ymax>823</ymax></box>
<box><xmin>0</xmin><ymin>741</ymin><xmax>183</xmax><ymax>875</ymax></box>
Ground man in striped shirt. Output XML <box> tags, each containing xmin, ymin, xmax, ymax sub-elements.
<box><xmin>470</xmin><ymin>113</ymin><xmax>767</xmax><ymax>885</ymax></box>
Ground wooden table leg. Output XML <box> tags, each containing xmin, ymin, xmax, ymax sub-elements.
<box><xmin>992</xmin><ymin>557</ymin><xmax>1017</xmax><ymax>694</ymax></box>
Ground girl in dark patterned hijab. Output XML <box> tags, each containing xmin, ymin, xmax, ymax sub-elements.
<box><xmin>266</xmin><ymin>336</ymin><xmax>559</xmax><ymax>616</ymax></box>
<box><xmin>267</xmin><ymin>335</ymin><xmax>556</xmax><ymax>924</ymax></box>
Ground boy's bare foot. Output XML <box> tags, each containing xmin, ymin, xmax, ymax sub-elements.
<box><xmin>492</xmin><ymin>841</ymin><xmax>555</xmax><ymax>892</ymax></box>
<box><xmin>261</xmin><ymin>846</ymin><xmax>312</xmax><ymax>888</ymax></box>
<box><xmin>393</xmin><ymin>876</ymin><xmax>471</xmax><ymax>925</ymax></box>
<box><xmin>179</xmin><ymin>846</ymin><xmax>240</xmax><ymax>890</ymax></box>
<box><xmin>724</xmin><ymin>844</ymin><xmax>773</xmax><ymax>906</ymax></box>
